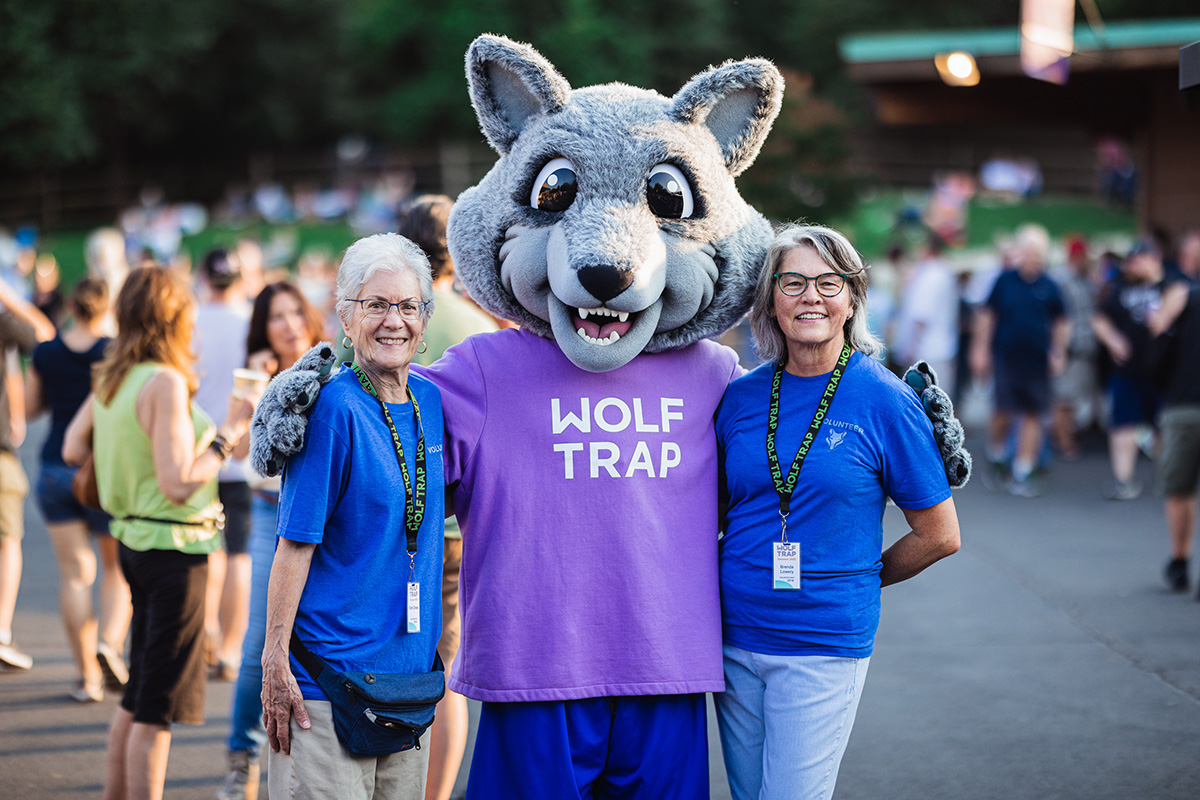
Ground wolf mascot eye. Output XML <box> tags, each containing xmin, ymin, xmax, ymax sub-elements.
<box><xmin>647</xmin><ymin>164</ymin><xmax>694</xmax><ymax>219</ymax></box>
<box><xmin>530</xmin><ymin>158</ymin><xmax>578</xmax><ymax>213</ymax></box>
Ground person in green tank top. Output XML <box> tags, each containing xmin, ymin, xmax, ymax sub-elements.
<box><xmin>63</xmin><ymin>266</ymin><xmax>260</xmax><ymax>800</ymax></box>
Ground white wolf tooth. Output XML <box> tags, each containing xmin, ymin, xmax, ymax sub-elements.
<box><xmin>579</xmin><ymin>309</ymin><xmax>590</xmax><ymax>319</ymax></box>
<box><xmin>617</xmin><ymin>312</ymin><xmax>629</xmax><ymax>322</ymax></box>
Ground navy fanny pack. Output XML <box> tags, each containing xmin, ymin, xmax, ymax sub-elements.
<box><xmin>290</xmin><ymin>632</ymin><xmax>445</xmax><ymax>756</ymax></box>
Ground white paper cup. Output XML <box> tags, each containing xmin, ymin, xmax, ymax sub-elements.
<box><xmin>232</xmin><ymin>368</ymin><xmax>270</xmax><ymax>399</ymax></box>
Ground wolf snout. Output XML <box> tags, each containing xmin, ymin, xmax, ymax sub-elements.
<box><xmin>577</xmin><ymin>265</ymin><xmax>635</xmax><ymax>303</ymax></box>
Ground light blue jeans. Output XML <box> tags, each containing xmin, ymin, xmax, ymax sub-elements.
<box><xmin>227</xmin><ymin>492</ymin><xmax>279</xmax><ymax>755</ymax></box>
<box><xmin>714</xmin><ymin>644</ymin><xmax>870</xmax><ymax>800</ymax></box>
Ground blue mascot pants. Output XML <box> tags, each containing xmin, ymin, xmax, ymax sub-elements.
<box><xmin>465</xmin><ymin>693</ymin><xmax>709</xmax><ymax>800</ymax></box>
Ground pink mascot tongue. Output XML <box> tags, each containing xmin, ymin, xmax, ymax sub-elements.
<box><xmin>572</xmin><ymin>310</ymin><xmax>633</xmax><ymax>343</ymax></box>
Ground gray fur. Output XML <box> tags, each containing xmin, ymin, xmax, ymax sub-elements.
<box><xmin>945</xmin><ymin>450</ymin><xmax>973</xmax><ymax>488</ymax></box>
<box><xmin>467</xmin><ymin>35</ymin><xmax>572</xmax><ymax>155</ymax></box>
<box><xmin>902</xmin><ymin>361</ymin><xmax>972</xmax><ymax>489</ymax></box>
<box><xmin>249</xmin><ymin>343</ymin><xmax>337</xmax><ymax>477</ymax></box>
<box><xmin>670</xmin><ymin>59</ymin><xmax>784</xmax><ymax>177</ymax></box>
<box><xmin>450</xmin><ymin>38</ymin><xmax>783</xmax><ymax>372</ymax></box>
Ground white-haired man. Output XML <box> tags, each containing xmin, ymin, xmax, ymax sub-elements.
<box><xmin>971</xmin><ymin>224</ymin><xmax>1069</xmax><ymax>497</ymax></box>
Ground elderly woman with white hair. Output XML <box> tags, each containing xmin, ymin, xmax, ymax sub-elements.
<box><xmin>260</xmin><ymin>233</ymin><xmax>444</xmax><ymax>799</ymax></box>
<box><xmin>714</xmin><ymin>224</ymin><xmax>960</xmax><ymax>800</ymax></box>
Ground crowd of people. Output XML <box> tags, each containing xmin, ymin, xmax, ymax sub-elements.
<box><xmin>1</xmin><ymin>187</ymin><xmax>1197</xmax><ymax>800</ymax></box>
<box><xmin>0</xmin><ymin>195</ymin><xmax>495</xmax><ymax>800</ymax></box>
<box><xmin>869</xmin><ymin>224</ymin><xmax>1200</xmax><ymax>595</ymax></box>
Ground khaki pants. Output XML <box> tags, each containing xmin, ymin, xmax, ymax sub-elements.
<box><xmin>268</xmin><ymin>700</ymin><xmax>430</xmax><ymax>800</ymax></box>
<box><xmin>0</xmin><ymin>451</ymin><xmax>28</xmax><ymax>542</ymax></box>
<box><xmin>437</xmin><ymin>537</ymin><xmax>462</xmax><ymax>673</ymax></box>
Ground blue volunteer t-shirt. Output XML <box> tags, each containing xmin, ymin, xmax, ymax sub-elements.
<box><xmin>277</xmin><ymin>365</ymin><xmax>444</xmax><ymax>700</ymax></box>
<box><xmin>716</xmin><ymin>353</ymin><xmax>950</xmax><ymax>658</ymax></box>
<box><xmin>986</xmin><ymin>270</ymin><xmax>1065</xmax><ymax>370</ymax></box>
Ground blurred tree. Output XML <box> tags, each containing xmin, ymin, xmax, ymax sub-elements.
<box><xmin>0</xmin><ymin>0</ymin><xmax>218</xmax><ymax>169</ymax></box>
<box><xmin>0</xmin><ymin>0</ymin><xmax>1195</xmax><ymax>174</ymax></box>
<box><xmin>179</xmin><ymin>0</ymin><xmax>351</xmax><ymax>151</ymax></box>
<box><xmin>0</xmin><ymin>0</ymin><xmax>350</xmax><ymax>170</ymax></box>
<box><xmin>343</xmin><ymin>0</ymin><xmax>734</xmax><ymax>144</ymax></box>
<box><xmin>738</xmin><ymin>68</ymin><xmax>858</xmax><ymax>223</ymax></box>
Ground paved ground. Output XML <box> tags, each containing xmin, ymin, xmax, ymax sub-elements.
<box><xmin>1</xmin><ymin>422</ymin><xmax>1198</xmax><ymax>798</ymax></box>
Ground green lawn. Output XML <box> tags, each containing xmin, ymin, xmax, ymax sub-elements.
<box><xmin>827</xmin><ymin>192</ymin><xmax>1137</xmax><ymax>261</ymax></box>
<box><xmin>42</xmin><ymin>221</ymin><xmax>357</xmax><ymax>287</ymax></box>
<box><xmin>38</xmin><ymin>193</ymin><xmax>1136</xmax><ymax>288</ymax></box>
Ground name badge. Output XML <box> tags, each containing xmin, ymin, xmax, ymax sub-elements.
<box><xmin>773</xmin><ymin>541</ymin><xmax>801</xmax><ymax>590</ymax></box>
<box><xmin>406</xmin><ymin>582</ymin><xmax>420</xmax><ymax>633</ymax></box>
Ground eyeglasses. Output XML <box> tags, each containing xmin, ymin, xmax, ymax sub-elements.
<box><xmin>774</xmin><ymin>272</ymin><xmax>846</xmax><ymax>298</ymax></box>
<box><xmin>347</xmin><ymin>297</ymin><xmax>429</xmax><ymax>320</ymax></box>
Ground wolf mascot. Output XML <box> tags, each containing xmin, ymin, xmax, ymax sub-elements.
<box><xmin>254</xmin><ymin>34</ymin><xmax>968</xmax><ymax>799</ymax></box>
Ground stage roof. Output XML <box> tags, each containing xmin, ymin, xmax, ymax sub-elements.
<box><xmin>840</xmin><ymin>18</ymin><xmax>1200</xmax><ymax>81</ymax></box>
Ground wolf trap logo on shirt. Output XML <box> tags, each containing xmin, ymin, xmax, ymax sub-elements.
<box><xmin>550</xmin><ymin>397</ymin><xmax>684</xmax><ymax>479</ymax></box>
<box><xmin>823</xmin><ymin>419</ymin><xmax>863</xmax><ymax>450</ymax></box>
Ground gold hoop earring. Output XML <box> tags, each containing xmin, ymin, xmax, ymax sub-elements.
<box><xmin>342</xmin><ymin>335</ymin><xmax>353</xmax><ymax>349</ymax></box>
<box><xmin>417</xmin><ymin>341</ymin><xmax>428</xmax><ymax>354</ymax></box>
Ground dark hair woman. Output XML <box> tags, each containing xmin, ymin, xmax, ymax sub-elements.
<box><xmin>217</xmin><ymin>281</ymin><xmax>325</xmax><ymax>800</ymax></box>
<box><xmin>27</xmin><ymin>278</ymin><xmax>131</xmax><ymax>703</ymax></box>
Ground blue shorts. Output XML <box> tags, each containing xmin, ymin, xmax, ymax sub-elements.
<box><xmin>466</xmin><ymin>694</ymin><xmax>709</xmax><ymax>800</ymax></box>
<box><xmin>35</xmin><ymin>463</ymin><xmax>112</xmax><ymax>533</ymax></box>
<box><xmin>993</xmin><ymin>357</ymin><xmax>1051</xmax><ymax>415</ymax></box>
<box><xmin>1109</xmin><ymin>374</ymin><xmax>1160</xmax><ymax>427</ymax></box>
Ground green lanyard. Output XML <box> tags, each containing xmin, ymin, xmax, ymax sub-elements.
<box><xmin>766</xmin><ymin>343</ymin><xmax>852</xmax><ymax>541</ymax></box>
<box><xmin>350</xmin><ymin>363</ymin><xmax>427</xmax><ymax>556</ymax></box>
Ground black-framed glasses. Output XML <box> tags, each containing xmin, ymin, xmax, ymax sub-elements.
<box><xmin>774</xmin><ymin>272</ymin><xmax>846</xmax><ymax>298</ymax></box>
<box><xmin>347</xmin><ymin>297</ymin><xmax>430</xmax><ymax>320</ymax></box>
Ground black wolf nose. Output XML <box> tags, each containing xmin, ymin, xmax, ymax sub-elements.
<box><xmin>577</xmin><ymin>265</ymin><xmax>634</xmax><ymax>303</ymax></box>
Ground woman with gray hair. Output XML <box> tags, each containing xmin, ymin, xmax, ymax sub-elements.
<box><xmin>260</xmin><ymin>233</ymin><xmax>445</xmax><ymax>799</ymax></box>
<box><xmin>714</xmin><ymin>223</ymin><xmax>960</xmax><ymax>800</ymax></box>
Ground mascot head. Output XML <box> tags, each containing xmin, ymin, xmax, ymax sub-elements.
<box><xmin>448</xmin><ymin>35</ymin><xmax>783</xmax><ymax>372</ymax></box>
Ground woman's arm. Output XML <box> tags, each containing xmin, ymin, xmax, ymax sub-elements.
<box><xmin>24</xmin><ymin>364</ymin><xmax>44</xmax><ymax>421</ymax></box>
<box><xmin>880</xmin><ymin>497</ymin><xmax>960</xmax><ymax>587</ymax></box>
<box><xmin>0</xmin><ymin>279</ymin><xmax>55</xmax><ymax>343</ymax></box>
<box><xmin>62</xmin><ymin>396</ymin><xmax>94</xmax><ymax>465</ymax></box>
<box><xmin>261</xmin><ymin>538</ymin><xmax>316</xmax><ymax>754</ymax></box>
<box><xmin>6</xmin><ymin>369</ymin><xmax>23</xmax><ymax>447</ymax></box>
<box><xmin>138</xmin><ymin>370</ymin><xmax>256</xmax><ymax>504</ymax></box>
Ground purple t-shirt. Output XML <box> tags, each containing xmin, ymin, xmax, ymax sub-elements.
<box><xmin>415</xmin><ymin>328</ymin><xmax>740</xmax><ymax>702</ymax></box>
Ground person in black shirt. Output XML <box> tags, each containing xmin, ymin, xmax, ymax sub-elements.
<box><xmin>1092</xmin><ymin>240</ymin><xmax>1177</xmax><ymax>500</ymax></box>
<box><xmin>1148</xmin><ymin>277</ymin><xmax>1200</xmax><ymax>595</ymax></box>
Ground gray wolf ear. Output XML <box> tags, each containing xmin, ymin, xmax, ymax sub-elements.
<box><xmin>466</xmin><ymin>35</ymin><xmax>573</xmax><ymax>155</ymax></box>
<box><xmin>671</xmin><ymin>59</ymin><xmax>784</xmax><ymax>177</ymax></box>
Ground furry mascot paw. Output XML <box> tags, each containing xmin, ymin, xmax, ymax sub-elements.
<box><xmin>250</xmin><ymin>343</ymin><xmax>338</xmax><ymax>477</ymax></box>
<box><xmin>903</xmin><ymin>361</ymin><xmax>972</xmax><ymax>488</ymax></box>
